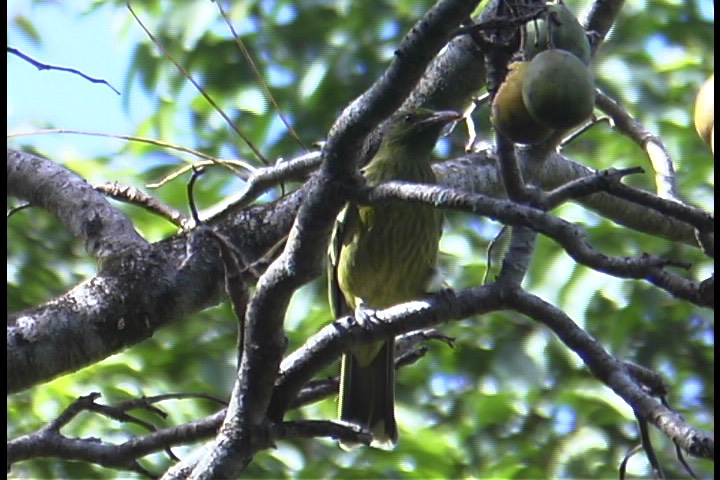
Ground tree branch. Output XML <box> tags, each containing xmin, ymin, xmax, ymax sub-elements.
<box><xmin>187</xmin><ymin>0</ymin><xmax>485</xmax><ymax>478</ymax></box>
<box><xmin>363</xmin><ymin>181</ymin><xmax>710</xmax><ymax>307</ymax></box>
<box><xmin>507</xmin><ymin>289</ymin><xmax>714</xmax><ymax>461</ymax></box>
<box><xmin>7</xmin><ymin>187</ymin><xmax>304</xmax><ymax>393</ymax></box>
<box><xmin>269</xmin><ymin>280</ymin><xmax>713</xmax><ymax>462</ymax></box>
<box><xmin>595</xmin><ymin>89</ymin><xmax>679</xmax><ymax>200</ymax></box>
<box><xmin>7</xmin><ymin>148</ymin><xmax>148</xmax><ymax>261</ymax></box>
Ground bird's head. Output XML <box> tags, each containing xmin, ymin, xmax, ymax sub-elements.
<box><xmin>382</xmin><ymin>108</ymin><xmax>462</xmax><ymax>154</ymax></box>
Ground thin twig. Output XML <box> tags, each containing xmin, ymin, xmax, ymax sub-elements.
<box><xmin>595</xmin><ymin>88</ymin><xmax>679</xmax><ymax>200</ymax></box>
<box><xmin>146</xmin><ymin>159</ymin><xmax>254</xmax><ymax>188</ymax></box>
<box><xmin>226</xmin><ymin>150</ymin><xmax>322</xmax><ymax>209</ymax></box>
<box><xmin>215</xmin><ymin>1</ymin><xmax>308</xmax><ymax>152</ymax></box>
<box><xmin>187</xmin><ymin>166</ymin><xmax>205</xmax><ymax>224</ymax></box>
<box><xmin>542</xmin><ymin>166</ymin><xmax>645</xmax><ymax>209</ymax></box>
<box><xmin>7</xmin><ymin>128</ymin><xmax>255</xmax><ymax>181</ymax></box>
<box><xmin>95</xmin><ymin>182</ymin><xmax>190</xmax><ymax>228</ymax></box>
<box><xmin>126</xmin><ymin>2</ymin><xmax>269</xmax><ymax>165</ymax></box>
<box><xmin>6</xmin><ymin>202</ymin><xmax>32</xmax><ymax>218</ymax></box>
<box><xmin>560</xmin><ymin>114</ymin><xmax>610</xmax><ymax>145</ymax></box>
<box><xmin>637</xmin><ymin>414</ymin><xmax>666</xmax><ymax>479</ymax></box>
<box><xmin>8</xmin><ymin>46</ymin><xmax>121</xmax><ymax>95</ymax></box>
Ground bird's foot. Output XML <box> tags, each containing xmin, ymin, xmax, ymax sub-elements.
<box><xmin>434</xmin><ymin>287</ymin><xmax>457</xmax><ymax>304</ymax></box>
<box><xmin>352</xmin><ymin>306</ymin><xmax>380</xmax><ymax>328</ymax></box>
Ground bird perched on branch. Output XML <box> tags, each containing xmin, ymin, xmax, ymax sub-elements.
<box><xmin>328</xmin><ymin>108</ymin><xmax>460</xmax><ymax>449</ymax></box>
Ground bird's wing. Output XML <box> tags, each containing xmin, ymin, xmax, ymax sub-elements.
<box><xmin>328</xmin><ymin>203</ymin><xmax>359</xmax><ymax>318</ymax></box>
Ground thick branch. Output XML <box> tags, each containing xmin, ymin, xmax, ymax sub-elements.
<box><xmin>188</xmin><ymin>1</ymin><xmax>484</xmax><ymax>478</ymax></box>
<box><xmin>363</xmin><ymin>181</ymin><xmax>710</xmax><ymax>307</ymax></box>
<box><xmin>7</xmin><ymin>188</ymin><xmax>304</xmax><ymax>394</ymax></box>
<box><xmin>507</xmin><ymin>289</ymin><xmax>714</xmax><ymax>460</ymax></box>
<box><xmin>7</xmin><ymin>148</ymin><xmax>148</xmax><ymax>260</ymax></box>
<box><xmin>270</xmin><ymin>280</ymin><xmax>712</xmax><ymax>462</ymax></box>
<box><xmin>8</xmin><ymin>144</ymin><xmax>710</xmax><ymax>394</ymax></box>
<box><xmin>440</xmin><ymin>151</ymin><xmax>709</xmax><ymax>248</ymax></box>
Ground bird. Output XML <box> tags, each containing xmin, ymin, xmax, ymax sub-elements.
<box><xmin>328</xmin><ymin>107</ymin><xmax>460</xmax><ymax>449</ymax></box>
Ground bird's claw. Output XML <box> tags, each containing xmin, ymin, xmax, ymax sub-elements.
<box><xmin>353</xmin><ymin>307</ymin><xmax>380</xmax><ymax>328</ymax></box>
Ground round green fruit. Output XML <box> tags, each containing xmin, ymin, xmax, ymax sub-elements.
<box><xmin>491</xmin><ymin>62</ymin><xmax>555</xmax><ymax>144</ymax></box>
<box><xmin>522</xmin><ymin>49</ymin><xmax>595</xmax><ymax>130</ymax></box>
<box><xmin>524</xmin><ymin>2</ymin><xmax>591</xmax><ymax>65</ymax></box>
<box><xmin>694</xmin><ymin>73</ymin><xmax>714</xmax><ymax>152</ymax></box>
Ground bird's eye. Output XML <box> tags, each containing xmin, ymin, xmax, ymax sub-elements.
<box><xmin>403</xmin><ymin>113</ymin><xmax>416</xmax><ymax>123</ymax></box>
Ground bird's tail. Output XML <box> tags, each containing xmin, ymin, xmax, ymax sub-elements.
<box><xmin>338</xmin><ymin>339</ymin><xmax>398</xmax><ymax>450</ymax></box>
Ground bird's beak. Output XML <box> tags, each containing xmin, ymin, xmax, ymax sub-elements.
<box><xmin>420</xmin><ymin>110</ymin><xmax>463</xmax><ymax>126</ymax></box>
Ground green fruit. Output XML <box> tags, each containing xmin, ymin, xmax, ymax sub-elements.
<box><xmin>694</xmin><ymin>73</ymin><xmax>714</xmax><ymax>152</ymax></box>
<box><xmin>491</xmin><ymin>62</ymin><xmax>555</xmax><ymax>144</ymax></box>
<box><xmin>522</xmin><ymin>49</ymin><xmax>595</xmax><ymax>129</ymax></box>
<box><xmin>524</xmin><ymin>2</ymin><xmax>592</xmax><ymax>65</ymax></box>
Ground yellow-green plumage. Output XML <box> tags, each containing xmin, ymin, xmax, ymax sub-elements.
<box><xmin>329</xmin><ymin>108</ymin><xmax>459</xmax><ymax>449</ymax></box>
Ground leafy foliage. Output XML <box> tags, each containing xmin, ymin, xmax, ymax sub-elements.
<box><xmin>7</xmin><ymin>0</ymin><xmax>714</xmax><ymax>478</ymax></box>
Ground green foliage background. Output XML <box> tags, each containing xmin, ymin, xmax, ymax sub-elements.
<box><xmin>7</xmin><ymin>0</ymin><xmax>714</xmax><ymax>478</ymax></box>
